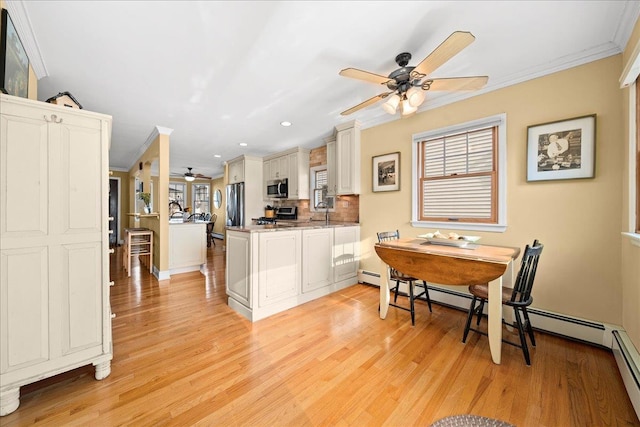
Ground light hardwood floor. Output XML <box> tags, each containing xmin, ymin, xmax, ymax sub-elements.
<box><xmin>3</xmin><ymin>243</ymin><xmax>639</xmax><ymax>426</ymax></box>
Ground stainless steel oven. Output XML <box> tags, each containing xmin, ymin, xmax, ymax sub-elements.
<box><xmin>266</xmin><ymin>178</ymin><xmax>288</xmax><ymax>199</ymax></box>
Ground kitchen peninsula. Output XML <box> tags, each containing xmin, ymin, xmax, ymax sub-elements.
<box><xmin>169</xmin><ymin>221</ymin><xmax>206</xmax><ymax>275</ymax></box>
<box><xmin>226</xmin><ymin>222</ymin><xmax>360</xmax><ymax>321</ymax></box>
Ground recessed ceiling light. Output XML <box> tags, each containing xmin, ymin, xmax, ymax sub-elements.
<box><xmin>280</xmin><ymin>121</ymin><xmax>292</xmax><ymax>127</ymax></box>
<box><xmin>214</xmin><ymin>154</ymin><xmax>221</xmax><ymax>158</ymax></box>
<box><xmin>239</xmin><ymin>143</ymin><xmax>248</xmax><ymax>147</ymax></box>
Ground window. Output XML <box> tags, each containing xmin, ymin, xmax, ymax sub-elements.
<box><xmin>412</xmin><ymin>114</ymin><xmax>507</xmax><ymax>232</ymax></box>
<box><xmin>193</xmin><ymin>184</ymin><xmax>210</xmax><ymax>214</ymax></box>
<box><xmin>310</xmin><ymin>166</ymin><xmax>334</xmax><ymax>211</ymax></box>
<box><xmin>169</xmin><ymin>182</ymin><xmax>186</xmax><ymax>214</ymax></box>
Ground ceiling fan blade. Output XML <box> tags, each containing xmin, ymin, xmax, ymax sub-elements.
<box><xmin>426</xmin><ymin>76</ymin><xmax>489</xmax><ymax>91</ymax></box>
<box><xmin>195</xmin><ymin>174</ymin><xmax>212</xmax><ymax>179</ymax></box>
<box><xmin>341</xmin><ymin>92</ymin><xmax>392</xmax><ymax>116</ymax></box>
<box><xmin>412</xmin><ymin>31</ymin><xmax>476</xmax><ymax>78</ymax></box>
<box><xmin>339</xmin><ymin>68</ymin><xmax>391</xmax><ymax>85</ymax></box>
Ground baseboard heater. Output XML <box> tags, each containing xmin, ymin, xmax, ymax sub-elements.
<box><xmin>612</xmin><ymin>331</ymin><xmax>640</xmax><ymax>418</ymax></box>
<box><xmin>358</xmin><ymin>268</ymin><xmax>640</xmax><ymax>419</ymax></box>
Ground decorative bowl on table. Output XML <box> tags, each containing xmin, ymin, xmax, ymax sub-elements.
<box><xmin>417</xmin><ymin>231</ymin><xmax>481</xmax><ymax>247</ymax></box>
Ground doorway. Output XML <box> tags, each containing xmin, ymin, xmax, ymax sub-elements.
<box><xmin>109</xmin><ymin>177</ymin><xmax>121</xmax><ymax>247</ymax></box>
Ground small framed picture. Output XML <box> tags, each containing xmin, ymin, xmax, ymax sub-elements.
<box><xmin>526</xmin><ymin>114</ymin><xmax>596</xmax><ymax>182</ymax></box>
<box><xmin>372</xmin><ymin>152</ymin><xmax>400</xmax><ymax>192</ymax></box>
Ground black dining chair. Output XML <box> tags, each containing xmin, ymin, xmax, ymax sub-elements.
<box><xmin>206</xmin><ymin>213</ymin><xmax>217</xmax><ymax>247</ymax></box>
<box><xmin>377</xmin><ymin>230</ymin><xmax>432</xmax><ymax>325</ymax></box>
<box><xmin>462</xmin><ymin>240</ymin><xmax>543</xmax><ymax>365</ymax></box>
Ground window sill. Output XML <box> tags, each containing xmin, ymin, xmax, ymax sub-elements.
<box><xmin>622</xmin><ymin>232</ymin><xmax>640</xmax><ymax>247</ymax></box>
<box><xmin>411</xmin><ymin>221</ymin><xmax>506</xmax><ymax>233</ymax></box>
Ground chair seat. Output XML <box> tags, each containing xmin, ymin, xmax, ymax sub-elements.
<box><xmin>469</xmin><ymin>284</ymin><xmax>531</xmax><ymax>307</ymax></box>
<box><xmin>390</xmin><ymin>270</ymin><xmax>418</xmax><ymax>282</ymax></box>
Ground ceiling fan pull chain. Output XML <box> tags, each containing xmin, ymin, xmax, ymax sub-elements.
<box><xmin>44</xmin><ymin>114</ymin><xmax>63</xmax><ymax>123</ymax></box>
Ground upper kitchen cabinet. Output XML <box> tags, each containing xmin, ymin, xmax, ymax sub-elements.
<box><xmin>227</xmin><ymin>157</ymin><xmax>245</xmax><ymax>184</ymax></box>
<box><xmin>266</xmin><ymin>155</ymin><xmax>289</xmax><ymax>180</ymax></box>
<box><xmin>263</xmin><ymin>147</ymin><xmax>310</xmax><ymax>200</ymax></box>
<box><xmin>287</xmin><ymin>149</ymin><xmax>310</xmax><ymax>200</ymax></box>
<box><xmin>329</xmin><ymin>120</ymin><xmax>361</xmax><ymax>195</ymax></box>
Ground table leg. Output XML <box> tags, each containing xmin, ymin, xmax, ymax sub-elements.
<box><xmin>379</xmin><ymin>258</ymin><xmax>390</xmax><ymax>319</ymax></box>
<box><xmin>487</xmin><ymin>276</ymin><xmax>503</xmax><ymax>364</ymax></box>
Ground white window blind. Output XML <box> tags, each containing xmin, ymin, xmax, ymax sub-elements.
<box><xmin>420</xmin><ymin>126</ymin><xmax>497</xmax><ymax>222</ymax></box>
<box><xmin>314</xmin><ymin>169</ymin><xmax>328</xmax><ymax>207</ymax></box>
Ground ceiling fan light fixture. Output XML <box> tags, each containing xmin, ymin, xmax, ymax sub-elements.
<box><xmin>401</xmin><ymin>99</ymin><xmax>417</xmax><ymax>116</ymax></box>
<box><xmin>185</xmin><ymin>175</ymin><xmax>195</xmax><ymax>182</ymax></box>
<box><xmin>406</xmin><ymin>86</ymin><xmax>425</xmax><ymax>107</ymax></box>
<box><xmin>382</xmin><ymin>94</ymin><xmax>400</xmax><ymax>114</ymax></box>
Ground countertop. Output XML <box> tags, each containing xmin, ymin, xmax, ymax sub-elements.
<box><xmin>226</xmin><ymin>221</ymin><xmax>360</xmax><ymax>233</ymax></box>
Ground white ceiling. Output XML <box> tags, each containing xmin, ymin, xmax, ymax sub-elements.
<box><xmin>7</xmin><ymin>1</ymin><xmax>640</xmax><ymax>179</ymax></box>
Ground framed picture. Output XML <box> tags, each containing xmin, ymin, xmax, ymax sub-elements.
<box><xmin>526</xmin><ymin>114</ymin><xmax>596</xmax><ymax>182</ymax></box>
<box><xmin>373</xmin><ymin>152</ymin><xmax>400</xmax><ymax>192</ymax></box>
<box><xmin>0</xmin><ymin>8</ymin><xmax>29</xmax><ymax>98</ymax></box>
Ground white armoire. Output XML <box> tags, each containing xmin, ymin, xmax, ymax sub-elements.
<box><xmin>0</xmin><ymin>94</ymin><xmax>113</xmax><ymax>416</ymax></box>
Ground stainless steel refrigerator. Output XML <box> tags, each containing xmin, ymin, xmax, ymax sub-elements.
<box><xmin>226</xmin><ymin>182</ymin><xmax>245</xmax><ymax>227</ymax></box>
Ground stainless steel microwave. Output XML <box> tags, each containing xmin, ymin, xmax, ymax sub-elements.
<box><xmin>266</xmin><ymin>178</ymin><xmax>288</xmax><ymax>198</ymax></box>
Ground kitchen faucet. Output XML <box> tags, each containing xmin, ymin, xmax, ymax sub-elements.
<box><xmin>316</xmin><ymin>202</ymin><xmax>330</xmax><ymax>225</ymax></box>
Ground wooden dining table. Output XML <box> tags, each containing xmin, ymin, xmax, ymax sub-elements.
<box><xmin>375</xmin><ymin>238</ymin><xmax>520</xmax><ymax>364</ymax></box>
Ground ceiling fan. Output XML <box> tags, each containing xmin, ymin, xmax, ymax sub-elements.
<box><xmin>171</xmin><ymin>167</ymin><xmax>211</xmax><ymax>182</ymax></box>
<box><xmin>339</xmin><ymin>31</ymin><xmax>488</xmax><ymax>117</ymax></box>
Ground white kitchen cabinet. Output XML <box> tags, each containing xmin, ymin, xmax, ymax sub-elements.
<box><xmin>268</xmin><ymin>156</ymin><xmax>289</xmax><ymax>180</ymax></box>
<box><xmin>326</xmin><ymin>138</ymin><xmax>337</xmax><ymax>196</ymax></box>
<box><xmin>302</xmin><ymin>228</ymin><xmax>333</xmax><ymax>293</ymax></box>
<box><xmin>225</xmin><ymin>224</ymin><xmax>359</xmax><ymax>322</ymax></box>
<box><xmin>257</xmin><ymin>230</ymin><xmax>301</xmax><ymax>306</ymax></box>
<box><xmin>228</xmin><ymin>157</ymin><xmax>245</xmax><ymax>184</ymax></box>
<box><xmin>333</xmin><ymin>226</ymin><xmax>360</xmax><ymax>282</ymax></box>
<box><xmin>226</xmin><ymin>231</ymin><xmax>252</xmax><ymax>308</ymax></box>
<box><xmin>287</xmin><ymin>150</ymin><xmax>309</xmax><ymax>200</ymax></box>
<box><xmin>335</xmin><ymin>121</ymin><xmax>361</xmax><ymax>195</ymax></box>
<box><xmin>0</xmin><ymin>94</ymin><xmax>112</xmax><ymax>416</ymax></box>
<box><xmin>263</xmin><ymin>148</ymin><xmax>309</xmax><ymax>200</ymax></box>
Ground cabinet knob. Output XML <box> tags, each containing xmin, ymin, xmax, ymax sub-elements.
<box><xmin>109</xmin><ymin>248</ymin><xmax>115</xmax><ymax>254</ymax></box>
<box><xmin>108</xmin><ymin>216</ymin><xmax>115</xmax><ymax>221</ymax></box>
<box><xmin>108</xmin><ymin>230</ymin><xmax>114</xmax><ymax>234</ymax></box>
<box><xmin>109</xmin><ymin>281</ymin><xmax>115</xmax><ymax>287</ymax></box>
<box><xmin>111</xmin><ymin>313</ymin><xmax>116</xmax><ymax>319</ymax></box>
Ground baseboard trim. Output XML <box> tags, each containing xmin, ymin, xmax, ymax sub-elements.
<box><xmin>612</xmin><ymin>331</ymin><xmax>640</xmax><ymax>419</ymax></box>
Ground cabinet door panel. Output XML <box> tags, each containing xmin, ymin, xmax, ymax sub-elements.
<box><xmin>334</xmin><ymin>227</ymin><xmax>360</xmax><ymax>282</ymax></box>
<box><xmin>0</xmin><ymin>114</ymin><xmax>48</xmax><ymax>237</ymax></box>
<box><xmin>258</xmin><ymin>231</ymin><xmax>300</xmax><ymax>306</ymax></box>
<box><xmin>59</xmin><ymin>125</ymin><xmax>103</xmax><ymax>233</ymax></box>
<box><xmin>227</xmin><ymin>233</ymin><xmax>251</xmax><ymax>307</ymax></box>
<box><xmin>61</xmin><ymin>243</ymin><xmax>102</xmax><ymax>354</ymax></box>
<box><xmin>302</xmin><ymin>229</ymin><xmax>333</xmax><ymax>293</ymax></box>
<box><xmin>0</xmin><ymin>247</ymin><xmax>49</xmax><ymax>373</ymax></box>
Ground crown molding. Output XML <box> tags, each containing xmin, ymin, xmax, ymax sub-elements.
<box><xmin>128</xmin><ymin>126</ymin><xmax>174</xmax><ymax>171</ymax></box>
<box><xmin>4</xmin><ymin>0</ymin><xmax>48</xmax><ymax>79</ymax></box>
<box><xmin>613</xmin><ymin>1</ymin><xmax>640</xmax><ymax>50</ymax></box>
